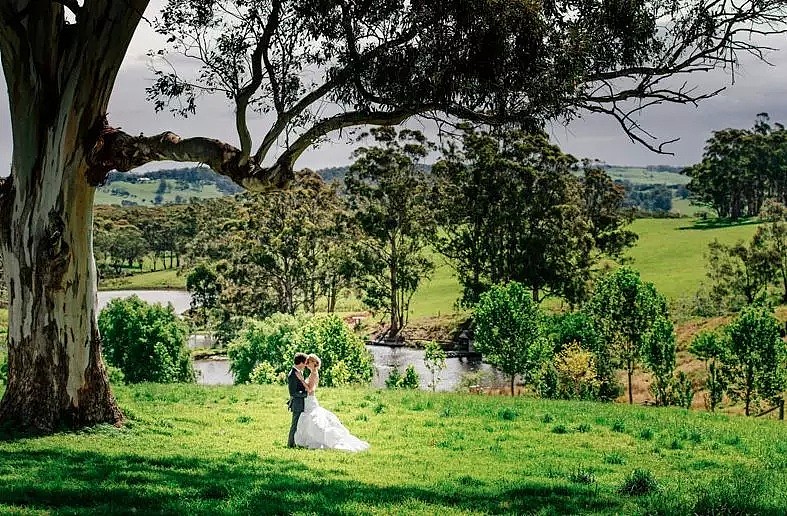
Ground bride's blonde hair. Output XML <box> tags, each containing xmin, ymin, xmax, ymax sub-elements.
<box><xmin>307</xmin><ymin>354</ymin><xmax>322</xmax><ymax>369</ymax></box>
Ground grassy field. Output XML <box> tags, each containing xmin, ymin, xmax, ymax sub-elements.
<box><xmin>0</xmin><ymin>383</ymin><xmax>783</xmax><ymax>515</ymax></box>
<box><xmin>94</xmin><ymin>180</ymin><xmax>228</xmax><ymax>206</ymax></box>
<box><xmin>624</xmin><ymin>218</ymin><xmax>761</xmax><ymax>301</ymax></box>
<box><xmin>604</xmin><ymin>167</ymin><xmax>689</xmax><ymax>186</ymax></box>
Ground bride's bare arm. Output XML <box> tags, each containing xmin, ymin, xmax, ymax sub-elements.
<box><xmin>307</xmin><ymin>371</ymin><xmax>319</xmax><ymax>393</ymax></box>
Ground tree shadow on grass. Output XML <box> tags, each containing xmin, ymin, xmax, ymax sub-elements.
<box><xmin>0</xmin><ymin>448</ymin><xmax>625</xmax><ymax>515</ymax></box>
<box><xmin>678</xmin><ymin>217</ymin><xmax>760</xmax><ymax>231</ymax></box>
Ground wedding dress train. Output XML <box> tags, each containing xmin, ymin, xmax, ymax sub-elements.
<box><xmin>294</xmin><ymin>395</ymin><xmax>370</xmax><ymax>452</ymax></box>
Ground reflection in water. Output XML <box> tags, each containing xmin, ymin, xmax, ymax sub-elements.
<box><xmin>194</xmin><ymin>346</ymin><xmax>507</xmax><ymax>391</ymax></box>
<box><xmin>97</xmin><ymin>290</ymin><xmax>192</xmax><ymax>315</ymax></box>
<box><xmin>103</xmin><ymin>290</ymin><xmax>508</xmax><ymax>391</ymax></box>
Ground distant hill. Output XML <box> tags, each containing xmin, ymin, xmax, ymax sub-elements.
<box><xmin>94</xmin><ymin>163</ymin><xmax>690</xmax><ymax>207</ymax></box>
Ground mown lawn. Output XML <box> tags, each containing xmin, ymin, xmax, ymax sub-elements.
<box><xmin>0</xmin><ymin>384</ymin><xmax>784</xmax><ymax>515</ymax></box>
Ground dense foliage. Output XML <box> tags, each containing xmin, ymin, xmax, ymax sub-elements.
<box><xmin>98</xmin><ymin>296</ymin><xmax>194</xmax><ymax>384</ymax></box>
<box><xmin>686</xmin><ymin>114</ymin><xmax>787</xmax><ymax>219</ymax></box>
<box><xmin>723</xmin><ymin>305</ymin><xmax>787</xmax><ymax>416</ymax></box>
<box><xmin>228</xmin><ymin>313</ymin><xmax>374</xmax><ymax>387</ymax></box>
<box><xmin>433</xmin><ymin>128</ymin><xmax>635</xmax><ymax>306</ymax></box>
<box><xmin>585</xmin><ymin>267</ymin><xmax>669</xmax><ymax>404</ymax></box>
<box><xmin>473</xmin><ymin>282</ymin><xmax>551</xmax><ymax>395</ymax></box>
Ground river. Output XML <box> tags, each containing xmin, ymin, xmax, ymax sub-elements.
<box><xmin>194</xmin><ymin>347</ymin><xmax>506</xmax><ymax>392</ymax></box>
<box><xmin>101</xmin><ymin>289</ymin><xmax>507</xmax><ymax>391</ymax></box>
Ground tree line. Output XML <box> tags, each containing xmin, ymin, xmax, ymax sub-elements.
<box><xmin>686</xmin><ymin>114</ymin><xmax>787</xmax><ymax>219</ymax></box>
<box><xmin>179</xmin><ymin>126</ymin><xmax>636</xmax><ymax>342</ymax></box>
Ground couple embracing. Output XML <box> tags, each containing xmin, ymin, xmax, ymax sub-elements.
<box><xmin>286</xmin><ymin>352</ymin><xmax>370</xmax><ymax>452</ymax></box>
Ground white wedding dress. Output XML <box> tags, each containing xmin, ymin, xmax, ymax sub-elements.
<box><xmin>293</xmin><ymin>372</ymin><xmax>370</xmax><ymax>452</ymax></box>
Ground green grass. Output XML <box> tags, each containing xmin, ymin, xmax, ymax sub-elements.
<box><xmin>94</xmin><ymin>180</ymin><xmax>228</xmax><ymax>206</ymax></box>
<box><xmin>624</xmin><ymin>218</ymin><xmax>760</xmax><ymax>301</ymax></box>
<box><xmin>0</xmin><ymin>384</ymin><xmax>784</xmax><ymax>515</ymax></box>
<box><xmin>99</xmin><ymin>268</ymin><xmax>184</xmax><ymax>290</ymax></box>
<box><xmin>603</xmin><ymin>167</ymin><xmax>690</xmax><ymax>186</ymax></box>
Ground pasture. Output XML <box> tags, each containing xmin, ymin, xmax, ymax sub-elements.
<box><xmin>0</xmin><ymin>384</ymin><xmax>784</xmax><ymax>515</ymax></box>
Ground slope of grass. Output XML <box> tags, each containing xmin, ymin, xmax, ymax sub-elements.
<box><xmin>98</xmin><ymin>216</ymin><xmax>762</xmax><ymax>314</ymax></box>
<box><xmin>624</xmin><ymin>218</ymin><xmax>760</xmax><ymax>301</ymax></box>
<box><xmin>99</xmin><ymin>269</ymin><xmax>184</xmax><ymax>290</ymax></box>
<box><xmin>604</xmin><ymin>167</ymin><xmax>690</xmax><ymax>186</ymax></box>
<box><xmin>0</xmin><ymin>384</ymin><xmax>784</xmax><ymax>515</ymax></box>
<box><xmin>95</xmin><ymin>180</ymin><xmax>228</xmax><ymax>206</ymax></box>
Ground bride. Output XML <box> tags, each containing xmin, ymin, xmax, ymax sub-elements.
<box><xmin>293</xmin><ymin>354</ymin><xmax>370</xmax><ymax>452</ymax></box>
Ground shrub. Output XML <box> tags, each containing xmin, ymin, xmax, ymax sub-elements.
<box><xmin>249</xmin><ymin>362</ymin><xmax>282</xmax><ymax>384</ymax></box>
<box><xmin>385</xmin><ymin>367</ymin><xmax>403</xmax><ymax>389</ymax></box>
<box><xmin>228</xmin><ymin>313</ymin><xmax>374</xmax><ymax>387</ymax></box>
<box><xmin>642</xmin><ymin>316</ymin><xmax>677</xmax><ymax>406</ymax></box>
<box><xmin>568</xmin><ymin>468</ymin><xmax>596</xmax><ymax>484</ymax></box>
<box><xmin>689</xmin><ymin>330</ymin><xmax>727</xmax><ymax>411</ymax></box>
<box><xmin>551</xmin><ymin>424</ymin><xmax>569</xmax><ymax>434</ymax></box>
<box><xmin>553</xmin><ymin>341</ymin><xmax>600</xmax><ymax>400</ymax></box>
<box><xmin>423</xmin><ymin>340</ymin><xmax>446</xmax><ymax>392</ymax></box>
<box><xmin>98</xmin><ymin>296</ymin><xmax>194</xmax><ymax>383</ymax></box>
<box><xmin>400</xmin><ymin>365</ymin><xmax>420</xmax><ymax>389</ymax></box>
<box><xmin>603</xmin><ymin>452</ymin><xmax>626</xmax><ymax>465</ymax></box>
<box><xmin>670</xmin><ymin>371</ymin><xmax>695</xmax><ymax>409</ymax></box>
<box><xmin>106</xmin><ymin>365</ymin><xmax>125</xmax><ymax>385</ymax></box>
<box><xmin>618</xmin><ymin>469</ymin><xmax>659</xmax><ymax>496</ymax></box>
<box><xmin>723</xmin><ymin>305</ymin><xmax>787</xmax><ymax>415</ymax></box>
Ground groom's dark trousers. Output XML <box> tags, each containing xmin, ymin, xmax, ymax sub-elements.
<box><xmin>287</xmin><ymin>367</ymin><xmax>307</xmax><ymax>447</ymax></box>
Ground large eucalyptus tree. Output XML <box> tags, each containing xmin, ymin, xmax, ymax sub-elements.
<box><xmin>0</xmin><ymin>0</ymin><xmax>785</xmax><ymax>433</ymax></box>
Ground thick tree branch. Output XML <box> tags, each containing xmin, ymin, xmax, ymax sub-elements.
<box><xmin>85</xmin><ymin>118</ymin><xmax>291</xmax><ymax>192</ymax></box>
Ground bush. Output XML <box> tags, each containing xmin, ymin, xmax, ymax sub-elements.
<box><xmin>249</xmin><ymin>362</ymin><xmax>283</xmax><ymax>384</ymax></box>
<box><xmin>400</xmin><ymin>365</ymin><xmax>420</xmax><ymax>389</ymax></box>
<box><xmin>553</xmin><ymin>341</ymin><xmax>600</xmax><ymax>400</ymax></box>
<box><xmin>619</xmin><ymin>469</ymin><xmax>659</xmax><ymax>496</ymax></box>
<box><xmin>98</xmin><ymin>296</ymin><xmax>194</xmax><ymax>383</ymax></box>
<box><xmin>228</xmin><ymin>313</ymin><xmax>374</xmax><ymax>387</ymax></box>
<box><xmin>385</xmin><ymin>367</ymin><xmax>403</xmax><ymax>389</ymax></box>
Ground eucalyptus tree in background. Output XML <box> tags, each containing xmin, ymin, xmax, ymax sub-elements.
<box><xmin>2</xmin><ymin>0</ymin><xmax>786</xmax><ymax>432</ymax></box>
<box><xmin>474</xmin><ymin>282</ymin><xmax>551</xmax><ymax>396</ymax></box>
<box><xmin>723</xmin><ymin>306</ymin><xmax>787</xmax><ymax>416</ymax></box>
<box><xmin>345</xmin><ymin>128</ymin><xmax>436</xmax><ymax>339</ymax></box>
<box><xmin>432</xmin><ymin>128</ymin><xmax>593</xmax><ymax>306</ymax></box>
<box><xmin>705</xmin><ymin>238</ymin><xmax>773</xmax><ymax>311</ymax></box>
<box><xmin>754</xmin><ymin>199</ymin><xmax>787</xmax><ymax>303</ymax></box>
<box><xmin>586</xmin><ymin>267</ymin><xmax>669</xmax><ymax>404</ymax></box>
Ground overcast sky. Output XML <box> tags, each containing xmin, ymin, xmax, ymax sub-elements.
<box><xmin>1</xmin><ymin>3</ymin><xmax>786</xmax><ymax>172</ymax></box>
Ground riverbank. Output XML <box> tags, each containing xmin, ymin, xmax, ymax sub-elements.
<box><xmin>0</xmin><ymin>383</ymin><xmax>784</xmax><ymax>515</ymax></box>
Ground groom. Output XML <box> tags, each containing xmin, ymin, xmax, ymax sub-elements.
<box><xmin>286</xmin><ymin>352</ymin><xmax>309</xmax><ymax>448</ymax></box>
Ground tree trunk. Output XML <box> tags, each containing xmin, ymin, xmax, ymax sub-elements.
<box><xmin>0</xmin><ymin>1</ymin><xmax>145</xmax><ymax>431</ymax></box>
<box><xmin>0</xmin><ymin>148</ymin><xmax>122</xmax><ymax>433</ymax></box>
<box><xmin>627</xmin><ymin>361</ymin><xmax>634</xmax><ymax>405</ymax></box>
<box><xmin>510</xmin><ymin>375</ymin><xmax>515</xmax><ymax>396</ymax></box>
<box><xmin>389</xmin><ymin>238</ymin><xmax>399</xmax><ymax>338</ymax></box>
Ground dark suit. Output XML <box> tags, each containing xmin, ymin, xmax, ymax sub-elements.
<box><xmin>287</xmin><ymin>366</ymin><xmax>308</xmax><ymax>447</ymax></box>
